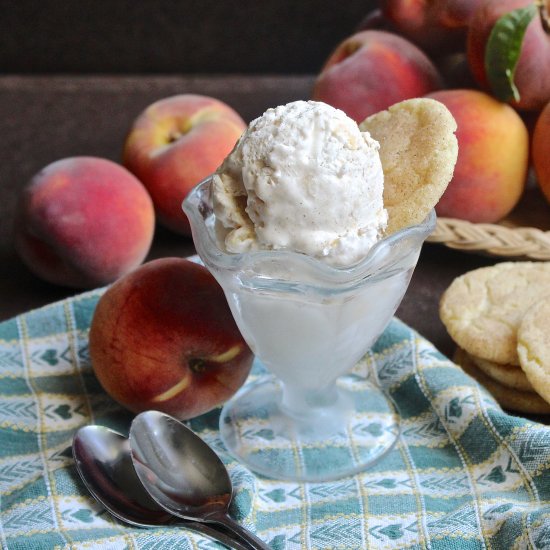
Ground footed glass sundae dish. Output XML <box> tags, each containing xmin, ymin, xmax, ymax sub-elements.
<box><xmin>184</xmin><ymin>176</ymin><xmax>434</xmax><ymax>481</ymax></box>
<box><xmin>183</xmin><ymin>100</ymin><xmax>455</xmax><ymax>481</ymax></box>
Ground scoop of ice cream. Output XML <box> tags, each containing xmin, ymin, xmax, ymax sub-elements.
<box><xmin>212</xmin><ymin>100</ymin><xmax>387</xmax><ymax>267</ymax></box>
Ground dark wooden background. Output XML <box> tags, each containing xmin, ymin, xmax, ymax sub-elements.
<box><xmin>0</xmin><ymin>1</ymin><xmax>374</xmax><ymax>74</ymax></box>
<box><xmin>0</xmin><ymin>1</ymin><xmax>498</xmax><ymax>362</ymax></box>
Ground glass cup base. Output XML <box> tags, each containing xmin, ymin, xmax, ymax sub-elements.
<box><xmin>219</xmin><ymin>376</ymin><xmax>400</xmax><ymax>482</ymax></box>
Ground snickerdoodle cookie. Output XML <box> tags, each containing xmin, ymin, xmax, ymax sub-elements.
<box><xmin>454</xmin><ymin>348</ymin><xmax>550</xmax><ymax>415</ymax></box>
<box><xmin>440</xmin><ymin>262</ymin><xmax>550</xmax><ymax>365</ymax></box>
<box><xmin>360</xmin><ymin>97</ymin><xmax>458</xmax><ymax>235</ymax></box>
<box><xmin>517</xmin><ymin>296</ymin><xmax>550</xmax><ymax>404</ymax></box>
<box><xmin>470</xmin><ymin>354</ymin><xmax>533</xmax><ymax>392</ymax></box>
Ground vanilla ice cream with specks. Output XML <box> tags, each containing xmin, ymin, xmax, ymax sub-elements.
<box><xmin>212</xmin><ymin>100</ymin><xmax>387</xmax><ymax>267</ymax></box>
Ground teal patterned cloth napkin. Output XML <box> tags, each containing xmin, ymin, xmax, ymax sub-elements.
<box><xmin>1</xmin><ymin>289</ymin><xmax>550</xmax><ymax>550</ymax></box>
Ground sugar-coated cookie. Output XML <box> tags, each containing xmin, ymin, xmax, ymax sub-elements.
<box><xmin>440</xmin><ymin>262</ymin><xmax>550</xmax><ymax>365</ymax></box>
<box><xmin>360</xmin><ymin>97</ymin><xmax>458</xmax><ymax>235</ymax></box>
<box><xmin>517</xmin><ymin>296</ymin><xmax>550</xmax><ymax>405</ymax></box>
<box><xmin>454</xmin><ymin>348</ymin><xmax>550</xmax><ymax>415</ymax></box>
<box><xmin>470</xmin><ymin>354</ymin><xmax>533</xmax><ymax>392</ymax></box>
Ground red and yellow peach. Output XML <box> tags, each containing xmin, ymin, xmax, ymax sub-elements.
<box><xmin>427</xmin><ymin>89</ymin><xmax>529</xmax><ymax>223</ymax></box>
<box><xmin>312</xmin><ymin>30</ymin><xmax>442</xmax><ymax>123</ymax></box>
<box><xmin>467</xmin><ymin>0</ymin><xmax>550</xmax><ymax>111</ymax></box>
<box><xmin>533</xmin><ymin>101</ymin><xmax>550</xmax><ymax>204</ymax></box>
<box><xmin>123</xmin><ymin>94</ymin><xmax>246</xmax><ymax>236</ymax></box>
<box><xmin>14</xmin><ymin>156</ymin><xmax>155</xmax><ymax>288</ymax></box>
<box><xmin>89</xmin><ymin>258</ymin><xmax>254</xmax><ymax>419</ymax></box>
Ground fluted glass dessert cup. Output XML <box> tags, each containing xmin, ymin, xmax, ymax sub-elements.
<box><xmin>183</xmin><ymin>176</ymin><xmax>436</xmax><ymax>482</ymax></box>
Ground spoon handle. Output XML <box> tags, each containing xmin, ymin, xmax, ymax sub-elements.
<box><xmin>208</xmin><ymin>512</ymin><xmax>271</xmax><ymax>550</ymax></box>
<box><xmin>178</xmin><ymin>520</ymin><xmax>251</xmax><ymax>550</ymax></box>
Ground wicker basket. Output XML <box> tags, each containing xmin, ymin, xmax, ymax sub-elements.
<box><xmin>428</xmin><ymin>218</ymin><xmax>550</xmax><ymax>260</ymax></box>
<box><xmin>427</xmin><ymin>186</ymin><xmax>550</xmax><ymax>260</ymax></box>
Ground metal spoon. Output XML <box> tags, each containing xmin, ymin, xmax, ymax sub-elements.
<box><xmin>129</xmin><ymin>410</ymin><xmax>271</xmax><ymax>550</ymax></box>
<box><xmin>72</xmin><ymin>425</ymin><xmax>249</xmax><ymax>550</ymax></box>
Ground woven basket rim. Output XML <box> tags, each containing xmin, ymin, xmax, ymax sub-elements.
<box><xmin>427</xmin><ymin>217</ymin><xmax>550</xmax><ymax>261</ymax></box>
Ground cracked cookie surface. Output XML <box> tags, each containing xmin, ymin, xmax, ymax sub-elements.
<box><xmin>360</xmin><ymin>97</ymin><xmax>458</xmax><ymax>235</ymax></box>
<box><xmin>440</xmin><ymin>262</ymin><xmax>550</xmax><ymax>365</ymax></box>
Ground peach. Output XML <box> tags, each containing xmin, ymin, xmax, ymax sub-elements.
<box><xmin>14</xmin><ymin>157</ymin><xmax>155</xmax><ymax>288</ymax></box>
<box><xmin>312</xmin><ymin>30</ymin><xmax>442</xmax><ymax>123</ymax></box>
<box><xmin>467</xmin><ymin>0</ymin><xmax>550</xmax><ymax>111</ymax></box>
<box><xmin>89</xmin><ymin>258</ymin><xmax>254</xmax><ymax>419</ymax></box>
<box><xmin>533</xmin><ymin>101</ymin><xmax>550</xmax><ymax>204</ymax></box>
<box><xmin>380</xmin><ymin>0</ymin><xmax>483</xmax><ymax>54</ymax></box>
<box><xmin>427</xmin><ymin>89</ymin><xmax>529</xmax><ymax>223</ymax></box>
<box><xmin>123</xmin><ymin>94</ymin><xmax>246</xmax><ymax>236</ymax></box>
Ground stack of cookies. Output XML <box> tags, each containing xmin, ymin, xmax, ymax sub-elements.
<box><xmin>440</xmin><ymin>262</ymin><xmax>550</xmax><ymax>415</ymax></box>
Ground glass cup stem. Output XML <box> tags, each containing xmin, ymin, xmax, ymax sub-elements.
<box><xmin>280</xmin><ymin>382</ymin><xmax>338</xmax><ymax>418</ymax></box>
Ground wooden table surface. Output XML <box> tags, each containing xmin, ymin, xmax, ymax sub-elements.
<box><xmin>0</xmin><ymin>75</ymin><xmax>498</xmax><ymax>359</ymax></box>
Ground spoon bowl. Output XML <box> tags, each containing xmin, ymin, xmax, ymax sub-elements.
<box><xmin>72</xmin><ymin>425</ymin><xmax>173</xmax><ymax>526</ymax></box>
<box><xmin>72</xmin><ymin>424</ymin><xmax>248</xmax><ymax>549</ymax></box>
<box><xmin>129</xmin><ymin>410</ymin><xmax>270</xmax><ymax>550</ymax></box>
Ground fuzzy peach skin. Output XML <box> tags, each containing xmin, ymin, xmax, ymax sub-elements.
<box><xmin>427</xmin><ymin>89</ymin><xmax>529</xmax><ymax>223</ymax></box>
<box><xmin>312</xmin><ymin>30</ymin><xmax>442</xmax><ymax>122</ymax></box>
<box><xmin>467</xmin><ymin>0</ymin><xmax>550</xmax><ymax>111</ymax></box>
<box><xmin>533</xmin><ymin>101</ymin><xmax>550</xmax><ymax>204</ymax></box>
<box><xmin>122</xmin><ymin>94</ymin><xmax>246</xmax><ymax>236</ymax></box>
<box><xmin>89</xmin><ymin>258</ymin><xmax>254</xmax><ymax>420</ymax></box>
<box><xmin>14</xmin><ymin>157</ymin><xmax>155</xmax><ymax>288</ymax></box>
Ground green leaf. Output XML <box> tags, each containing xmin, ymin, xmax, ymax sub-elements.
<box><xmin>485</xmin><ymin>3</ymin><xmax>538</xmax><ymax>102</ymax></box>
